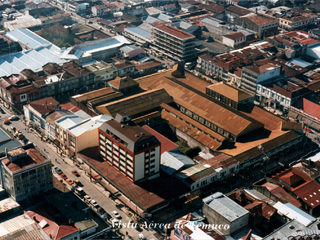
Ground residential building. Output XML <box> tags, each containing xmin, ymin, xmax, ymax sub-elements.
<box><xmin>91</xmin><ymin>4</ymin><xmax>108</xmax><ymax>16</ymax></box>
<box><xmin>26</xmin><ymin>204</ymin><xmax>80</xmax><ymax>240</ymax></box>
<box><xmin>33</xmin><ymin>61</ymin><xmax>94</xmax><ymax>98</ymax></box>
<box><xmin>152</xmin><ymin>24</ymin><xmax>197</xmax><ymax>62</ymax></box>
<box><xmin>113</xmin><ymin>61</ymin><xmax>136</xmax><ymax>77</ymax></box>
<box><xmin>23</xmin><ymin>97</ymin><xmax>60</xmax><ymax>139</ymax></box>
<box><xmin>0</xmin><ymin>213</ymin><xmax>51</xmax><ymax>240</ymax></box>
<box><xmin>65</xmin><ymin>1</ymin><xmax>89</xmax><ymax>13</ymax></box>
<box><xmin>241</xmin><ymin>62</ymin><xmax>281</xmax><ymax>94</ymax></box>
<box><xmin>55</xmin><ymin>115</ymin><xmax>83</xmax><ymax>153</ymax></box>
<box><xmin>222</xmin><ymin>32</ymin><xmax>246</xmax><ymax>48</ymax></box>
<box><xmin>85</xmin><ymin>61</ymin><xmax>118</xmax><ymax>88</ymax></box>
<box><xmin>225</xmin><ymin>4</ymin><xmax>253</xmax><ymax>23</ymax></box>
<box><xmin>180</xmin><ymin>3</ymin><xmax>197</xmax><ymax>13</ymax></box>
<box><xmin>132</xmin><ymin>60</ymin><xmax>164</xmax><ymax>77</ymax></box>
<box><xmin>98</xmin><ymin>113</ymin><xmax>161</xmax><ymax>182</ymax></box>
<box><xmin>234</xmin><ymin>13</ymin><xmax>279</xmax><ymax>38</ymax></box>
<box><xmin>206</xmin><ymin>82</ymin><xmax>254</xmax><ymax>109</ymax></box>
<box><xmin>162</xmin><ymin>4</ymin><xmax>176</xmax><ymax>12</ymax></box>
<box><xmin>0</xmin><ymin>145</ymin><xmax>53</xmax><ymax>202</ymax></box>
<box><xmin>0</xmin><ymin>73</ymin><xmax>41</xmax><ymax>109</ymax></box>
<box><xmin>197</xmin><ymin>3</ymin><xmax>225</xmax><ymax>20</ymax></box>
<box><xmin>202</xmin><ymin>192</ymin><xmax>249</xmax><ymax>235</ymax></box>
<box><xmin>279</xmin><ymin>15</ymin><xmax>308</xmax><ymax>30</ymax></box>
<box><xmin>67</xmin><ymin>115</ymin><xmax>112</xmax><ymax>159</ymax></box>
<box><xmin>39</xmin><ymin>12</ymin><xmax>71</xmax><ymax>28</ymax></box>
<box><xmin>101</xmin><ymin>1</ymin><xmax>124</xmax><ymax>13</ymax></box>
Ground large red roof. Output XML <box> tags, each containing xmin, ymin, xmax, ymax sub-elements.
<box><xmin>303</xmin><ymin>98</ymin><xmax>320</xmax><ymax>119</ymax></box>
<box><xmin>142</xmin><ymin>125</ymin><xmax>178</xmax><ymax>154</ymax></box>
<box><xmin>154</xmin><ymin>25</ymin><xmax>195</xmax><ymax>40</ymax></box>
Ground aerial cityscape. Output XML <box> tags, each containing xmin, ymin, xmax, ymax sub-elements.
<box><xmin>0</xmin><ymin>0</ymin><xmax>320</xmax><ymax>239</ymax></box>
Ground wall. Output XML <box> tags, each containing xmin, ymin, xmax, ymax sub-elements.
<box><xmin>256</xmin><ymin>67</ymin><xmax>281</xmax><ymax>83</ymax></box>
<box><xmin>203</xmin><ymin>203</ymin><xmax>232</xmax><ymax>235</ymax></box>
<box><xmin>77</xmin><ymin>128</ymin><xmax>99</xmax><ymax>153</ymax></box>
<box><xmin>222</xmin><ymin>37</ymin><xmax>235</xmax><ymax>47</ymax></box>
<box><xmin>134</xmin><ymin>152</ymin><xmax>145</xmax><ymax>182</ymax></box>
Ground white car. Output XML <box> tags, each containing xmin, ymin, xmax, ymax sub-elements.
<box><xmin>112</xmin><ymin>210</ymin><xmax>121</xmax><ymax>219</ymax></box>
<box><xmin>90</xmin><ymin>199</ymin><xmax>98</xmax><ymax>207</ymax></box>
<box><xmin>9</xmin><ymin>115</ymin><xmax>19</xmax><ymax>120</ymax></box>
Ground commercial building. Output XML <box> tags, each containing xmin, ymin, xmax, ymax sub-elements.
<box><xmin>0</xmin><ymin>145</ymin><xmax>53</xmax><ymax>202</ymax></box>
<box><xmin>202</xmin><ymin>192</ymin><xmax>249</xmax><ymax>235</ymax></box>
<box><xmin>67</xmin><ymin>114</ymin><xmax>112</xmax><ymax>159</ymax></box>
<box><xmin>85</xmin><ymin>61</ymin><xmax>118</xmax><ymax>88</ymax></box>
<box><xmin>222</xmin><ymin>32</ymin><xmax>247</xmax><ymax>48</ymax></box>
<box><xmin>234</xmin><ymin>13</ymin><xmax>279</xmax><ymax>38</ymax></box>
<box><xmin>98</xmin><ymin>113</ymin><xmax>161</xmax><ymax>182</ymax></box>
<box><xmin>279</xmin><ymin>14</ymin><xmax>309</xmax><ymax>30</ymax></box>
<box><xmin>241</xmin><ymin>62</ymin><xmax>281</xmax><ymax>94</ymax></box>
<box><xmin>124</xmin><ymin>27</ymin><xmax>153</xmax><ymax>45</ymax></box>
<box><xmin>61</xmin><ymin>36</ymin><xmax>131</xmax><ymax>64</ymax></box>
<box><xmin>152</xmin><ymin>24</ymin><xmax>197</xmax><ymax>62</ymax></box>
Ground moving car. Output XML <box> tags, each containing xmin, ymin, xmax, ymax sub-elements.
<box><xmin>9</xmin><ymin>115</ymin><xmax>19</xmax><ymax>120</ymax></box>
<box><xmin>72</xmin><ymin>170</ymin><xmax>80</xmax><ymax>176</ymax></box>
<box><xmin>112</xmin><ymin>210</ymin><xmax>121</xmax><ymax>219</ymax></box>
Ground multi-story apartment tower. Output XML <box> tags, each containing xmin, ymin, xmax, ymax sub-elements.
<box><xmin>98</xmin><ymin>113</ymin><xmax>161</xmax><ymax>183</ymax></box>
<box><xmin>152</xmin><ymin>24</ymin><xmax>196</xmax><ymax>62</ymax></box>
<box><xmin>0</xmin><ymin>145</ymin><xmax>53</xmax><ymax>202</ymax></box>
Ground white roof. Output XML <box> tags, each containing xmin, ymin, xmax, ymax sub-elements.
<box><xmin>161</xmin><ymin>151</ymin><xmax>194</xmax><ymax>176</ymax></box>
<box><xmin>68</xmin><ymin>115</ymin><xmax>112</xmax><ymax>137</ymax></box>
<box><xmin>56</xmin><ymin>115</ymin><xmax>83</xmax><ymax>130</ymax></box>
<box><xmin>0</xmin><ymin>213</ymin><xmax>36</xmax><ymax>237</ymax></box>
<box><xmin>0</xmin><ymin>197</ymin><xmax>20</xmax><ymax>214</ymax></box>
<box><xmin>307</xmin><ymin>151</ymin><xmax>320</xmax><ymax>162</ymax></box>
<box><xmin>274</xmin><ymin>202</ymin><xmax>316</xmax><ymax>226</ymax></box>
<box><xmin>203</xmin><ymin>192</ymin><xmax>249</xmax><ymax>222</ymax></box>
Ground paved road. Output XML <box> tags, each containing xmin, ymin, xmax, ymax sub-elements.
<box><xmin>0</xmin><ymin>106</ymin><xmax>159</xmax><ymax>240</ymax></box>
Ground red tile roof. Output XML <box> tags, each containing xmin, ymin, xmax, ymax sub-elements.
<box><xmin>197</xmin><ymin>3</ymin><xmax>225</xmax><ymax>13</ymax></box>
<box><xmin>225</xmin><ymin>5</ymin><xmax>252</xmax><ymax>16</ymax></box>
<box><xmin>154</xmin><ymin>24</ymin><xmax>195</xmax><ymax>40</ymax></box>
<box><xmin>142</xmin><ymin>125</ymin><xmax>178</xmax><ymax>154</ymax></box>
<box><xmin>26</xmin><ymin>205</ymin><xmax>78</xmax><ymax>240</ymax></box>
<box><xmin>280</xmin><ymin>171</ymin><xmax>303</xmax><ymax>186</ymax></box>
<box><xmin>2</xmin><ymin>148</ymin><xmax>48</xmax><ymax>172</ymax></box>
<box><xmin>29</xmin><ymin>97</ymin><xmax>59</xmax><ymax>116</ymax></box>
<box><xmin>244</xmin><ymin>13</ymin><xmax>278</xmax><ymax>26</ymax></box>
<box><xmin>60</xmin><ymin>102</ymin><xmax>80</xmax><ymax>113</ymax></box>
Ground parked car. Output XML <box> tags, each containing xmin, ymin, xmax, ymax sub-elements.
<box><xmin>88</xmin><ymin>21</ymin><xmax>93</xmax><ymax>24</ymax></box>
<box><xmin>55</xmin><ymin>167</ymin><xmax>63</xmax><ymax>174</ymax></box>
<box><xmin>4</xmin><ymin>119</ymin><xmax>10</xmax><ymax>125</ymax></box>
<box><xmin>84</xmin><ymin>195</ymin><xmax>92</xmax><ymax>203</ymax></box>
<box><xmin>112</xmin><ymin>210</ymin><xmax>121</xmax><ymax>219</ymax></box>
<box><xmin>60</xmin><ymin>173</ymin><xmax>68</xmax><ymax>180</ymax></box>
<box><xmin>9</xmin><ymin>115</ymin><xmax>19</xmax><ymax>120</ymax></box>
<box><xmin>66</xmin><ymin>178</ymin><xmax>74</xmax><ymax>185</ymax></box>
<box><xmin>74</xmin><ymin>179</ymin><xmax>82</xmax><ymax>186</ymax></box>
<box><xmin>0</xmin><ymin>107</ymin><xmax>5</xmax><ymax>114</ymax></box>
<box><xmin>91</xmin><ymin>199</ymin><xmax>98</xmax><ymax>208</ymax></box>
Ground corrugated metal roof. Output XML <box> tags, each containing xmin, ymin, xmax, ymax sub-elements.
<box><xmin>0</xmin><ymin>198</ymin><xmax>20</xmax><ymax>214</ymax></box>
<box><xmin>161</xmin><ymin>151</ymin><xmax>194</xmax><ymax>175</ymax></box>
<box><xmin>124</xmin><ymin>27</ymin><xmax>153</xmax><ymax>40</ymax></box>
<box><xmin>203</xmin><ymin>192</ymin><xmax>249</xmax><ymax>222</ymax></box>
<box><xmin>274</xmin><ymin>202</ymin><xmax>316</xmax><ymax>227</ymax></box>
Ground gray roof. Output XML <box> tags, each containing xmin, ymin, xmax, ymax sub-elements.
<box><xmin>124</xmin><ymin>27</ymin><xmax>153</xmax><ymax>40</ymax></box>
<box><xmin>0</xmin><ymin>128</ymin><xmax>22</xmax><ymax>153</ymax></box>
<box><xmin>120</xmin><ymin>44</ymin><xmax>143</xmax><ymax>54</ymax></box>
<box><xmin>145</xmin><ymin>7</ymin><xmax>163</xmax><ymax>15</ymax></box>
<box><xmin>161</xmin><ymin>151</ymin><xmax>195</xmax><ymax>176</ymax></box>
<box><xmin>138</xmin><ymin>22</ymin><xmax>153</xmax><ymax>33</ymax></box>
<box><xmin>203</xmin><ymin>192</ymin><xmax>249</xmax><ymax>222</ymax></box>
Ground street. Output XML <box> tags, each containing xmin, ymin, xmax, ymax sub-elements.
<box><xmin>0</xmin><ymin>106</ymin><xmax>160</xmax><ymax>240</ymax></box>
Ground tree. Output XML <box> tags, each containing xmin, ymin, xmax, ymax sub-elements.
<box><xmin>185</xmin><ymin>146</ymin><xmax>201</xmax><ymax>158</ymax></box>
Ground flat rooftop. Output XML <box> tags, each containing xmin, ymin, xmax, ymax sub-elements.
<box><xmin>154</xmin><ymin>24</ymin><xmax>195</xmax><ymax>40</ymax></box>
<box><xmin>0</xmin><ymin>128</ymin><xmax>21</xmax><ymax>153</ymax></box>
<box><xmin>1</xmin><ymin>147</ymin><xmax>48</xmax><ymax>173</ymax></box>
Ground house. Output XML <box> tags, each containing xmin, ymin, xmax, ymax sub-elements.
<box><xmin>23</xmin><ymin>97</ymin><xmax>60</xmax><ymax>139</ymax></box>
<box><xmin>180</xmin><ymin>3</ymin><xmax>197</xmax><ymax>13</ymax></box>
<box><xmin>197</xmin><ymin>4</ymin><xmax>225</xmax><ymax>20</ymax></box>
<box><xmin>91</xmin><ymin>4</ymin><xmax>108</xmax><ymax>17</ymax></box>
<box><xmin>113</xmin><ymin>61</ymin><xmax>136</xmax><ymax>77</ymax></box>
<box><xmin>222</xmin><ymin>32</ymin><xmax>246</xmax><ymax>48</ymax></box>
<box><xmin>85</xmin><ymin>61</ymin><xmax>118</xmax><ymax>88</ymax></box>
